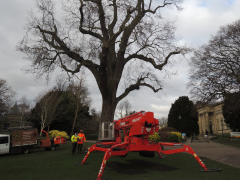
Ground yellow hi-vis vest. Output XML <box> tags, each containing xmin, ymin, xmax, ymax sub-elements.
<box><xmin>71</xmin><ymin>135</ymin><xmax>80</xmax><ymax>143</ymax></box>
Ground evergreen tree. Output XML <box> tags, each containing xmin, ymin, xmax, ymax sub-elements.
<box><xmin>168</xmin><ymin>96</ymin><xmax>199</xmax><ymax>136</ymax></box>
<box><xmin>222</xmin><ymin>92</ymin><xmax>240</xmax><ymax>132</ymax></box>
<box><xmin>49</xmin><ymin>91</ymin><xmax>77</xmax><ymax>135</ymax></box>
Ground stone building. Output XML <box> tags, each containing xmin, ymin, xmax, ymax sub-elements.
<box><xmin>197</xmin><ymin>102</ymin><xmax>231</xmax><ymax>135</ymax></box>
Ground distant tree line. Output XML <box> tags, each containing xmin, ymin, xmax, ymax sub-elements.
<box><xmin>1</xmin><ymin>75</ymin><xmax>100</xmax><ymax>136</ymax></box>
<box><xmin>30</xmin><ymin>75</ymin><xmax>100</xmax><ymax>136</ymax></box>
<box><xmin>0</xmin><ymin>78</ymin><xmax>16</xmax><ymax>118</ymax></box>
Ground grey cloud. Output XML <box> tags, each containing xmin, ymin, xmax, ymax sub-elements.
<box><xmin>0</xmin><ymin>0</ymin><xmax>240</xmax><ymax>119</ymax></box>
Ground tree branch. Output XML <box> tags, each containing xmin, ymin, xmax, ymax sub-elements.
<box><xmin>145</xmin><ymin>3</ymin><xmax>172</xmax><ymax>14</ymax></box>
<box><xmin>36</xmin><ymin>24</ymin><xmax>100</xmax><ymax>72</ymax></box>
<box><xmin>108</xmin><ymin>0</ymin><xmax>117</xmax><ymax>36</ymax></box>
<box><xmin>94</xmin><ymin>0</ymin><xmax>109</xmax><ymax>39</ymax></box>
<box><xmin>117</xmin><ymin>75</ymin><xmax>162</xmax><ymax>102</ymax></box>
<box><xmin>79</xmin><ymin>0</ymin><xmax>104</xmax><ymax>41</ymax></box>
<box><xmin>125</xmin><ymin>50</ymin><xmax>181</xmax><ymax>70</ymax></box>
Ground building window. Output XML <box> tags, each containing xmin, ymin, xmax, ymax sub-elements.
<box><xmin>3</xmin><ymin>123</ymin><xmax>10</xmax><ymax>130</ymax></box>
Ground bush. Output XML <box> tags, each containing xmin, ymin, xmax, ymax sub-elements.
<box><xmin>149</xmin><ymin>132</ymin><xmax>161</xmax><ymax>143</ymax></box>
<box><xmin>158</xmin><ymin>132</ymin><xmax>169</xmax><ymax>142</ymax></box>
<box><xmin>85</xmin><ymin>134</ymin><xmax>98</xmax><ymax>140</ymax></box>
<box><xmin>48</xmin><ymin>130</ymin><xmax>70</xmax><ymax>139</ymax></box>
<box><xmin>158</xmin><ymin>127</ymin><xmax>178</xmax><ymax>132</ymax></box>
<box><xmin>170</xmin><ymin>132</ymin><xmax>182</xmax><ymax>143</ymax></box>
<box><xmin>158</xmin><ymin>127</ymin><xmax>180</xmax><ymax>142</ymax></box>
<box><xmin>168</xmin><ymin>133</ymin><xmax>179</xmax><ymax>142</ymax></box>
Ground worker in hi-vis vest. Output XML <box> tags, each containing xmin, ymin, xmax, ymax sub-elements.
<box><xmin>78</xmin><ymin>130</ymin><xmax>86</xmax><ymax>153</ymax></box>
<box><xmin>71</xmin><ymin>132</ymin><xmax>81</xmax><ymax>155</ymax></box>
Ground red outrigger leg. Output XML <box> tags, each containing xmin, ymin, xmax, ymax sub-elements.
<box><xmin>96</xmin><ymin>149</ymin><xmax>111</xmax><ymax>180</ymax></box>
<box><xmin>81</xmin><ymin>142</ymin><xmax>116</xmax><ymax>165</ymax></box>
<box><xmin>97</xmin><ymin>142</ymin><xmax>129</xmax><ymax>180</ymax></box>
<box><xmin>81</xmin><ymin>142</ymin><xmax>129</xmax><ymax>180</ymax></box>
<box><xmin>156</xmin><ymin>143</ymin><xmax>165</xmax><ymax>159</ymax></box>
<box><xmin>159</xmin><ymin>142</ymin><xmax>221</xmax><ymax>171</ymax></box>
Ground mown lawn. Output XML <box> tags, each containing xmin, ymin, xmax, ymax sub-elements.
<box><xmin>0</xmin><ymin>141</ymin><xmax>240</xmax><ymax>180</ymax></box>
<box><xmin>212</xmin><ymin>135</ymin><xmax>240</xmax><ymax>148</ymax></box>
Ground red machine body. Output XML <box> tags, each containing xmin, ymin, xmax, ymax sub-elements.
<box><xmin>81</xmin><ymin>111</ymin><xmax>220</xmax><ymax>180</ymax></box>
<box><xmin>39</xmin><ymin>130</ymin><xmax>67</xmax><ymax>150</ymax></box>
<box><xmin>113</xmin><ymin>111</ymin><xmax>159</xmax><ymax>144</ymax></box>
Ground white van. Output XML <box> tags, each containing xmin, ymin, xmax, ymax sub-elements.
<box><xmin>0</xmin><ymin>134</ymin><xmax>10</xmax><ymax>154</ymax></box>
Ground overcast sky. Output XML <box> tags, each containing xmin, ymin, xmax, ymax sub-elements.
<box><xmin>0</xmin><ymin>0</ymin><xmax>239</xmax><ymax>119</ymax></box>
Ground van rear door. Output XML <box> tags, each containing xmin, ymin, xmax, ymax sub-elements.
<box><xmin>0</xmin><ymin>135</ymin><xmax>10</xmax><ymax>154</ymax></box>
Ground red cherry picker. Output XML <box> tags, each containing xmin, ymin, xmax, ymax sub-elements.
<box><xmin>80</xmin><ymin>111</ymin><xmax>221</xmax><ymax>180</ymax></box>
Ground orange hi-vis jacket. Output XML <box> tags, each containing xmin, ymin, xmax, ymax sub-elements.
<box><xmin>78</xmin><ymin>133</ymin><xmax>86</xmax><ymax>144</ymax></box>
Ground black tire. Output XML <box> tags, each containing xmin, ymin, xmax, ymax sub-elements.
<box><xmin>45</xmin><ymin>147</ymin><xmax>50</xmax><ymax>151</ymax></box>
<box><xmin>50</xmin><ymin>146</ymin><xmax>56</xmax><ymax>151</ymax></box>
<box><xmin>23</xmin><ymin>147</ymin><xmax>29</xmax><ymax>154</ymax></box>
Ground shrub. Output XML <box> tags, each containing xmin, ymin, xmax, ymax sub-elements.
<box><xmin>158</xmin><ymin>127</ymin><xmax>178</xmax><ymax>133</ymax></box>
<box><xmin>168</xmin><ymin>133</ymin><xmax>179</xmax><ymax>142</ymax></box>
<box><xmin>170</xmin><ymin>132</ymin><xmax>182</xmax><ymax>143</ymax></box>
<box><xmin>158</xmin><ymin>132</ymin><xmax>169</xmax><ymax>142</ymax></box>
<box><xmin>48</xmin><ymin>130</ymin><xmax>70</xmax><ymax>139</ymax></box>
<box><xmin>158</xmin><ymin>127</ymin><xmax>180</xmax><ymax>142</ymax></box>
<box><xmin>149</xmin><ymin>132</ymin><xmax>161</xmax><ymax>143</ymax></box>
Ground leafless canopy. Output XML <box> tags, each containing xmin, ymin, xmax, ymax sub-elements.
<box><xmin>18</xmin><ymin>96</ymin><xmax>32</xmax><ymax>126</ymax></box>
<box><xmin>188</xmin><ymin>20</ymin><xmax>240</xmax><ymax>103</ymax></box>
<box><xmin>67</xmin><ymin>74</ymin><xmax>91</xmax><ymax>135</ymax></box>
<box><xmin>17</xmin><ymin>0</ymin><xmax>187</xmax><ymax>122</ymax></box>
<box><xmin>34</xmin><ymin>90</ymin><xmax>63</xmax><ymax>134</ymax></box>
<box><xmin>0</xmin><ymin>78</ymin><xmax>17</xmax><ymax>116</ymax></box>
<box><xmin>115</xmin><ymin>99</ymin><xmax>132</xmax><ymax>119</ymax></box>
<box><xmin>158</xmin><ymin>116</ymin><xmax>168</xmax><ymax>127</ymax></box>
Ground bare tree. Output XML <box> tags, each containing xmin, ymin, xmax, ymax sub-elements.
<box><xmin>53</xmin><ymin>73</ymin><xmax>91</xmax><ymax>135</ymax></box>
<box><xmin>68</xmin><ymin>74</ymin><xmax>91</xmax><ymax>135</ymax></box>
<box><xmin>17</xmin><ymin>0</ymin><xmax>188</xmax><ymax>124</ymax></box>
<box><xmin>18</xmin><ymin>96</ymin><xmax>32</xmax><ymax>127</ymax></box>
<box><xmin>114</xmin><ymin>99</ymin><xmax>132</xmax><ymax>119</ymax></box>
<box><xmin>0</xmin><ymin>78</ymin><xmax>16</xmax><ymax>116</ymax></box>
<box><xmin>158</xmin><ymin>117</ymin><xmax>168</xmax><ymax>127</ymax></box>
<box><xmin>188</xmin><ymin>19</ymin><xmax>240</xmax><ymax>103</ymax></box>
<box><xmin>54</xmin><ymin>74</ymin><xmax>70</xmax><ymax>91</ymax></box>
<box><xmin>34</xmin><ymin>90</ymin><xmax>63</xmax><ymax>135</ymax></box>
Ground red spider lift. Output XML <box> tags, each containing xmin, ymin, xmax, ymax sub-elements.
<box><xmin>80</xmin><ymin>111</ymin><xmax>221</xmax><ymax>180</ymax></box>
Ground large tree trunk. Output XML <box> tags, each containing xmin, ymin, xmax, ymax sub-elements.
<box><xmin>97</xmin><ymin>98</ymin><xmax>117</xmax><ymax>142</ymax></box>
<box><xmin>101</xmin><ymin>99</ymin><xmax>117</xmax><ymax>122</ymax></box>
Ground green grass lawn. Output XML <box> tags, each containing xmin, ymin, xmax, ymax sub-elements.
<box><xmin>216</xmin><ymin>142</ymin><xmax>240</xmax><ymax>148</ymax></box>
<box><xmin>0</xmin><ymin>141</ymin><xmax>240</xmax><ymax>180</ymax></box>
<box><xmin>212</xmin><ymin>135</ymin><xmax>240</xmax><ymax>148</ymax></box>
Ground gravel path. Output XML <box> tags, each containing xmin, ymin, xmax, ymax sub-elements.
<box><xmin>184</xmin><ymin>138</ymin><xmax>240</xmax><ymax>169</ymax></box>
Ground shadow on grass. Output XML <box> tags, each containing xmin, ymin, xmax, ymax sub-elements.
<box><xmin>106</xmin><ymin>159</ymin><xmax>178</xmax><ymax>175</ymax></box>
